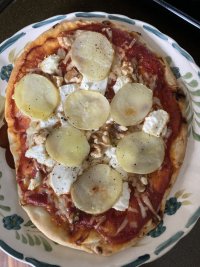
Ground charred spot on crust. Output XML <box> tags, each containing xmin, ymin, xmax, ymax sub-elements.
<box><xmin>94</xmin><ymin>245</ymin><xmax>103</xmax><ymax>254</ymax></box>
<box><xmin>174</xmin><ymin>88</ymin><xmax>186</xmax><ymax>101</ymax></box>
<box><xmin>52</xmin><ymin>23</ymin><xmax>59</xmax><ymax>29</ymax></box>
<box><xmin>102</xmin><ymin>20</ymin><xmax>112</xmax><ymax>26</ymax></box>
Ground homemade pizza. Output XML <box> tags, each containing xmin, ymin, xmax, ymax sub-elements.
<box><xmin>5</xmin><ymin>20</ymin><xmax>187</xmax><ymax>255</ymax></box>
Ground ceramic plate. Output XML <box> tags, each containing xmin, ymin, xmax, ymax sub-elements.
<box><xmin>0</xmin><ymin>12</ymin><xmax>200</xmax><ymax>267</ymax></box>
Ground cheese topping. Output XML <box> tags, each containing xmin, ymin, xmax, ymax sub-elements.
<box><xmin>39</xmin><ymin>54</ymin><xmax>60</xmax><ymax>74</ymax></box>
<box><xmin>25</xmin><ymin>145</ymin><xmax>55</xmax><ymax>167</ymax></box>
<box><xmin>112</xmin><ymin>182</ymin><xmax>130</xmax><ymax>211</ymax></box>
<box><xmin>59</xmin><ymin>84</ymin><xmax>79</xmax><ymax>103</ymax></box>
<box><xmin>142</xmin><ymin>109</ymin><xmax>169</xmax><ymax>137</ymax></box>
<box><xmin>28</xmin><ymin>171</ymin><xmax>42</xmax><ymax>190</ymax></box>
<box><xmin>105</xmin><ymin>147</ymin><xmax>127</xmax><ymax>179</ymax></box>
<box><xmin>49</xmin><ymin>164</ymin><xmax>81</xmax><ymax>196</ymax></box>
<box><xmin>113</xmin><ymin>76</ymin><xmax>131</xmax><ymax>94</ymax></box>
<box><xmin>80</xmin><ymin>76</ymin><xmax>108</xmax><ymax>95</ymax></box>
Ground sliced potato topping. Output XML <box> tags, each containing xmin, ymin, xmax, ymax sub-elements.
<box><xmin>71</xmin><ymin>164</ymin><xmax>123</xmax><ymax>214</ymax></box>
<box><xmin>110</xmin><ymin>83</ymin><xmax>153</xmax><ymax>126</ymax></box>
<box><xmin>14</xmin><ymin>74</ymin><xmax>60</xmax><ymax>120</ymax></box>
<box><xmin>64</xmin><ymin>90</ymin><xmax>110</xmax><ymax>130</ymax></box>
<box><xmin>71</xmin><ymin>31</ymin><xmax>114</xmax><ymax>81</ymax></box>
<box><xmin>45</xmin><ymin>126</ymin><xmax>90</xmax><ymax>167</ymax></box>
<box><xmin>116</xmin><ymin>131</ymin><xmax>165</xmax><ymax>174</ymax></box>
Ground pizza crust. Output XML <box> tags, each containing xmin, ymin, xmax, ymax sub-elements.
<box><xmin>5</xmin><ymin>19</ymin><xmax>187</xmax><ymax>255</ymax></box>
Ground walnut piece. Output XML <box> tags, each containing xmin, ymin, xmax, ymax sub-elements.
<box><xmin>64</xmin><ymin>68</ymin><xmax>82</xmax><ymax>83</ymax></box>
<box><xmin>129</xmin><ymin>175</ymin><xmax>148</xmax><ymax>193</ymax></box>
<box><xmin>89</xmin><ymin>121</ymin><xmax>128</xmax><ymax>158</ymax></box>
<box><xmin>89</xmin><ymin>125</ymin><xmax>111</xmax><ymax>159</ymax></box>
<box><xmin>121</xmin><ymin>61</ymin><xmax>133</xmax><ymax>76</ymax></box>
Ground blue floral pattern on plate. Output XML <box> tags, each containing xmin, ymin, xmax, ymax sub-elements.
<box><xmin>148</xmin><ymin>220</ymin><xmax>166</xmax><ymax>238</ymax></box>
<box><xmin>164</xmin><ymin>197</ymin><xmax>182</xmax><ymax>215</ymax></box>
<box><xmin>3</xmin><ymin>214</ymin><xmax>24</xmax><ymax>230</ymax></box>
<box><xmin>0</xmin><ymin>64</ymin><xmax>13</xmax><ymax>82</ymax></box>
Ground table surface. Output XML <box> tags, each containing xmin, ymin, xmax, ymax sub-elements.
<box><xmin>0</xmin><ymin>0</ymin><xmax>200</xmax><ymax>266</ymax></box>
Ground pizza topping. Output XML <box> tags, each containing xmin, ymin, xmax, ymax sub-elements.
<box><xmin>64</xmin><ymin>90</ymin><xmax>110</xmax><ymax>130</ymax></box>
<box><xmin>39</xmin><ymin>54</ymin><xmax>60</xmax><ymax>74</ymax></box>
<box><xmin>110</xmin><ymin>83</ymin><xmax>153</xmax><ymax>126</ymax></box>
<box><xmin>64</xmin><ymin>68</ymin><xmax>82</xmax><ymax>84</ymax></box>
<box><xmin>113</xmin><ymin>76</ymin><xmax>131</xmax><ymax>94</ymax></box>
<box><xmin>112</xmin><ymin>182</ymin><xmax>130</xmax><ymax>211</ymax></box>
<box><xmin>25</xmin><ymin>144</ymin><xmax>55</xmax><ymax>168</ymax></box>
<box><xmin>105</xmin><ymin>147</ymin><xmax>127</xmax><ymax>179</ymax></box>
<box><xmin>80</xmin><ymin>76</ymin><xmax>108</xmax><ymax>95</ymax></box>
<box><xmin>28</xmin><ymin>171</ymin><xmax>42</xmax><ymax>190</ymax></box>
<box><xmin>45</xmin><ymin>125</ymin><xmax>90</xmax><ymax>167</ymax></box>
<box><xmin>114</xmin><ymin>217</ymin><xmax>129</xmax><ymax>235</ymax></box>
<box><xmin>130</xmin><ymin>175</ymin><xmax>148</xmax><ymax>193</ymax></box>
<box><xmin>116</xmin><ymin>131</ymin><xmax>165</xmax><ymax>174</ymax></box>
<box><xmin>14</xmin><ymin>74</ymin><xmax>60</xmax><ymax>120</ymax></box>
<box><xmin>59</xmin><ymin>84</ymin><xmax>79</xmax><ymax>102</ymax></box>
<box><xmin>136</xmin><ymin>195</ymin><xmax>147</xmax><ymax>218</ymax></box>
<box><xmin>71</xmin><ymin>31</ymin><xmax>114</xmax><ymax>81</ymax></box>
<box><xmin>71</xmin><ymin>164</ymin><xmax>123</xmax><ymax>214</ymax></box>
<box><xmin>58</xmin><ymin>36</ymin><xmax>74</xmax><ymax>49</ymax></box>
<box><xmin>52</xmin><ymin>75</ymin><xmax>64</xmax><ymax>87</ymax></box>
<box><xmin>142</xmin><ymin>109</ymin><xmax>169</xmax><ymax>137</ymax></box>
<box><xmin>141</xmin><ymin>194</ymin><xmax>160</xmax><ymax>221</ymax></box>
<box><xmin>49</xmin><ymin>164</ymin><xmax>81</xmax><ymax>196</ymax></box>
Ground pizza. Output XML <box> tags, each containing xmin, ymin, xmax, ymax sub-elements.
<box><xmin>5</xmin><ymin>19</ymin><xmax>187</xmax><ymax>255</ymax></box>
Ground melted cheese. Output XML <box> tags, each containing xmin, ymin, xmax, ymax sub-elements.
<box><xmin>49</xmin><ymin>164</ymin><xmax>81</xmax><ymax>195</ymax></box>
<box><xmin>28</xmin><ymin>171</ymin><xmax>42</xmax><ymax>190</ymax></box>
<box><xmin>80</xmin><ymin>76</ymin><xmax>108</xmax><ymax>95</ymax></box>
<box><xmin>113</xmin><ymin>76</ymin><xmax>131</xmax><ymax>94</ymax></box>
<box><xmin>142</xmin><ymin>109</ymin><xmax>169</xmax><ymax>137</ymax></box>
<box><xmin>25</xmin><ymin>145</ymin><xmax>55</xmax><ymax>167</ymax></box>
<box><xmin>112</xmin><ymin>182</ymin><xmax>130</xmax><ymax>211</ymax></box>
<box><xmin>59</xmin><ymin>84</ymin><xmax>78</xmax><ymax>103</ymax></box>
<box><xmin>39</xmin><ymin>54</ymin><xmax>60</xmax><ymax>74</ymax></box>
<box><xmin>105</xmin><ymin>147</ymin><xmax>127</xmax><ymax>179</ymax></box>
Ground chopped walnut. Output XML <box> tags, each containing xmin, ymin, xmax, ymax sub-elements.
<box><xmin>33</xmin><ymin>129</ymin><xmax>48</xmax><ymax>145</ymax></box>
<box><xmin>89</xmin><ymin>127</ymin><xmax>111</xmax><ymax>159</ymax></box>
<box><xmin>121</xmin><ymin>61</ymin><xmax>133</xmax><ymax>76</ymax></box>
<box><xmin>89</xmin><ymin>121</ymin><xmax>128</xmax><ymax>158</ymax></box>
<box><xmin>129</xmin><ymin>175</ymin><xmax>148</xmax><ymax>193</ymax></box>
<box><xmin>109</xmin><ymin>122</ymin><xmax>128</xmax><ymax>141</ymax></box>
<box><xmin>64</xmin><ymin>68</ymin><xmax>82</xmax><ymax>83</ymax></box>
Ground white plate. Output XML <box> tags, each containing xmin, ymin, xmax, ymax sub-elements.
<box><xmin>0</xmin><ymin>11</ymin><xmax>200</xmax><ymax>267</ymax></box>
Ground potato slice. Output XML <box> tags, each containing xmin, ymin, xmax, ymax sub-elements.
<box><xmin>110</xmin><ymin>83</ymin><xmax>153</xmax><ymax>126</ymax></box>
<box><xmin>71</xmin><ymin>31</ymin><xmax>114</xmax><ymax>81</ymax></box>
<box><xmin>71</xmin><ymin>164</ymin><xmax>123</xmax><ymax>214</ymax></box>
<box><xmin>64</xmin><ymin>90</ymin><xmax>110</xmax><ymax>130</ymax></box>
<box><xmin>14</xmin><ymin>74</ymin><xmax>60</xmax><ymax>120</ymax></box>
<box><xmin>116</xmin><ymin>131</ymin><xmax>165</xmax><ymax>174</ymax></box>
<box><xmin>45</xmin><ymin>126</ymin><xmax>90</xmax><ymax>167</ymax></box>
